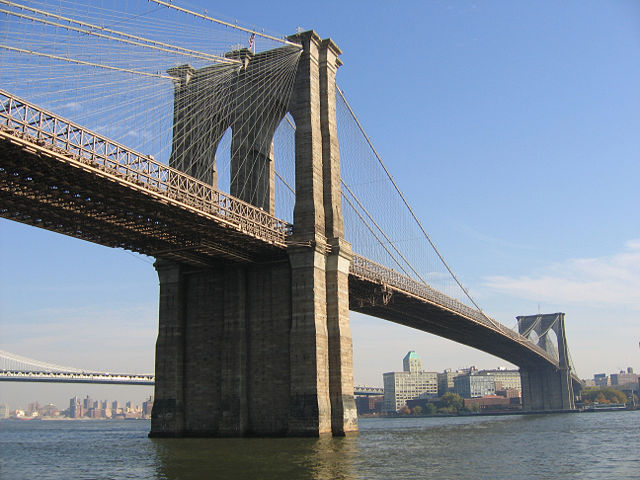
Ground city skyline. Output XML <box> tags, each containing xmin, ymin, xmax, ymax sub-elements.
<box><xmin>1</xmin><ymin>1</ymin><xmax>639</xmax><ymax>408</ymax></box>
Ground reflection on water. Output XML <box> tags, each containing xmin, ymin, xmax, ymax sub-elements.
<box><xmin>1</xmin><ymin>412</ymin><xmax>639</xmax><ymax>480</ymax></box>
<box><xmin>151</xmin><ymin>435</ymin><xmax>358</xmax><ymax>480</ymax></box>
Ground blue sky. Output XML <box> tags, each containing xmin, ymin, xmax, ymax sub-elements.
<box><xmin>1</xmin><ymin>1</ymin><xmax>639</xmax><ymax>408</ymax></box>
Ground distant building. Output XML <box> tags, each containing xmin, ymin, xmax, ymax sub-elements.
<box><xmin>355</xmin><ymin>395</ymin><xmax>383</xmax><ymax>415</ymax></box>
<box><xmin>0</xmin><ymin>404</ymin><xmax>9</xmax><ymax>419</ymax></box>
<box><xmin>496</xmin><ymin>388</ymin><xmax>521</xmax><ymax>399</ymax></box>
<box><xmin>464</xmin><ymin>395</ymin><xmax>521</xmax><ymax>411</ymax></box>
<box><xmin>454</xmin><ymin>373</ymin><xmax>495</xmax><ymax>398</ymax></box>
<box><xmin>40</xmin><ymin>403</ymin><xmax>60</xmax><ymax>417</ymax></box>
<box><xmin>383</xmin><ymin>351</ymin><xmax>438</xmax><ymax>412</ymax></box>
<box><xmin>611</xmin><ymin>368</ymin><xmax>638</xmax><ymax>387</ymax></box>
<box><xmin>477</xmin><ymin>369</ymin><xmax>521</xmax><ymax>393</ymax></box>
<box><xmin>69</xmin><ymin>396</ymin><xmax>83</xmax><ymax>418</ymax></box>
<box><xmin>438</xmin><ymin>370</ymin><xmax>463</xmax><ymax>396</ymax></box>
<box><xmin>403</xmin><ymin>351</ymin><xmax>422</xmax><ymax>373</ymax></box>
<box><xmin>593</xmin><ymin>373</ymin><xmax>610</xmax><ymax>387</ymax></box>
<box><xmin>142</xmin><ymin>396</ymin><xmax>154</xmax><ymax>417</ymax></box>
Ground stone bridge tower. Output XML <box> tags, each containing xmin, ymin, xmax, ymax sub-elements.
<box><xmin>150</xmin><ymin>31</ymin><xmax>357</xmax><ymax>437</ymax></box>
<box><xmin>517</xmin><ymin>313</ymin><xmax>576</xmax><ymax>411</ymax></box>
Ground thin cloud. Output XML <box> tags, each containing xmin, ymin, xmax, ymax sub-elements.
<box><xmin>483</xmin><ymin>240</ymin><xmax>640</xmax><ymax>310</ymax></box>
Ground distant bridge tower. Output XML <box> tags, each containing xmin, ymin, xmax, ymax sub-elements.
<box><xmin>517</xmin><ymin>313</ymin><xmax>576</xmax><ymax>411</ymax></box>
<box><xmin>151</xmin><ymin>31</ymin><xmax>357</xmax><ymax>437</ymax></box>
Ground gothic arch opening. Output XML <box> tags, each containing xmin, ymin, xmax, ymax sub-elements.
<box><xmin>273</xmin><ymin>113</ymin><xmax>296</xmax><ymax>224</ymax></box>
<box><xmin>214</xmin><ymin>126</ymin><xmax>233</xmax><ymax>195</ymax></box>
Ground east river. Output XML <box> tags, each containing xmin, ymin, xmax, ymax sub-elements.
<box><xmin>1</xmin><ymin>411</ymin><xmax>638</xmax><ymax>479</ymax></box>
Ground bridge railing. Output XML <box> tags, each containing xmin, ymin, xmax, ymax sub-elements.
<box><xmin>0</xmin><ymin>89</ymin><xmax>292</xmax><ymax>246</ymax></box>
<box><xmin>350</xmin><ymin>254</ymin><xmax>558</xmax><ymax>365</ymax></box>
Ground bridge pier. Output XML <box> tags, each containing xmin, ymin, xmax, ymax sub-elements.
<box><xmin>518</xmin><ymin>313</ymin><xmax>576</xmax><ymax>412</ymax></box>
<box><xmin>151</xmin><ymin>258</ymin><xmax>294</xmax><ymax>436</ymax></box>
<box><xmin>520</xmin><ymin>366</ymin><xmax>575</xmax><ymax>411</ymax></box>
<box><xmin>150</xmin><ymin>31</ymin><xmax>357</xmax><ymax>437</ymax></box>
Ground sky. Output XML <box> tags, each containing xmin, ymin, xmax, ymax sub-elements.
<box><xmin>1</xmin><ymin>0</ymin><xmax>639</xmax><ymax>410</ymax></box>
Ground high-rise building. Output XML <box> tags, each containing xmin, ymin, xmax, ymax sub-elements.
<box><xmin>142</xmin><ymin>396</ymin><xmax>154</xmax><ymax>417</ymax></box>
<box><xmin>69</xmin><ymin>396</ymin><xmax>83</xmax><ymax>418</ymax></box>
<box><xmin>0</xmin><ymin>404</ymin><xmax>9</xmax><ymax>419</ymax></box>
<box><xmin>403</xmin><ymin>350</ymin><xmax>422</xmax><ymax>373</ymax></box>
<box><xmin>383</xmin><ymin>351</ymin><xmax>438</xmax><ymax>412</ymax></box>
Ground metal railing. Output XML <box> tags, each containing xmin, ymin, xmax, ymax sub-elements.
<box><xmin>350</xmin><ymin>254</ymin><xmax>559</xmax><ymax>366</ymax></box>
<box><xmin>0</xmin><ymin>89</ymin><xmax>292</xmax><ymax>247</ymax></box>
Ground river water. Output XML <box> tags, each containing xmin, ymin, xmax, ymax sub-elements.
<box><xmin>1</xmin><ymin>412</ymin><xmax>638</xmax><ymax>479</ymax></box>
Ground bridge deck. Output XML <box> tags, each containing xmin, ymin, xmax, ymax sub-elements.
<box><xmin>0</xmin><ymin>90</ymin><xmax>289</xmax><ymax>265</ymax></box>
<box><xmin>350</xmin><ymin>256</ymin><xmax>580</xmax><ymax>385</ymax></box>
<box><xmin>0</xmin><ymin>90</ymin><xmax>578</xmax><ymax>383</ymax></box>
<box><xmin>0</xmin><ymin>370</ymin><xmax>154</xmax><ymax>386</ymax></box>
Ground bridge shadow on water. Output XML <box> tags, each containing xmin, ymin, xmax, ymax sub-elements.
<box><xmin>150</xmin><ymin>435</ymin><xmax>359</xmax><ymax>480</ymax></box>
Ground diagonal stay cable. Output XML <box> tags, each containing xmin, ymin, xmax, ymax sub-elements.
<box><xmin>341</xmin><ymin>179</ymin><xmax>428</xmax><ymax>284</ymax></box>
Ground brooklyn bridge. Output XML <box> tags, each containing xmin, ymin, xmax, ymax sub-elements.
<box><xmin>0</xmin><ymin>0</ymin><xmax>580</xmax><ymax>437</ymax></box>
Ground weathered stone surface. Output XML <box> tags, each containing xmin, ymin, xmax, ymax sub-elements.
<box><xmin>150</xmin><ymin>30</ymin><xmax>358</xmax><ymax>437</ymax></box>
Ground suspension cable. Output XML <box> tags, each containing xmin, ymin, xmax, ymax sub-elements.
<box><xmin>148</xmin><ymin>0</ymin><xmax>301</xmax><ymax>48</ymax></box>
<box><xmin>336</xmin><ymin>85</ymin><xmax>501</xmax><ymax>328</ymax></box>
<box><xmin>0</xmin><ymin>1</ymin><xmax>237</xmax><ymax>64</ymax></box>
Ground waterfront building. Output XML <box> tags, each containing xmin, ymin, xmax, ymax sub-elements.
<box><xmin>437</xmin><ymin>367</ymin><xmax>477</xmax><ymax>396</ymax></box>
<box><xmin>454</xmin><ymin>373</ymin><xmax>495</xmax><ymax>398</ymax></box>
<box><xmin>355</xmin><ymin>395</ymin><xmax>383</xmax><ymax>415</ymax></box>
<box><xmin>0</xmin><ymin>403</ymin><xmax>9</xmax><ymax>419</ymax></box>
<box><xmin>40</xmin><ymin>403</ymin><xmax>60</xmax><ymax>417</ymax></box>
<box><xmin>610</xmin><ymin>368</ymin><xmax>638</xmax><ymax>387</ymax></box>
<box><xmin>593</xmin><ymin>373</ymin><xmax>610</xmax><ymax>386</ymax></box>
<box><xmin>383</xmin><ymin>351</ymin><xmax>438</xmax><ymax>412</ymax></box>
<box><xmin>496</xmin><ymin>388</ymin><xmax>521</xmax><ymax>399</ymax></box>
<box><xmin>477</xmin><ymin>369</ymin><xmax>521</xmax><ymax>392</ymax></box>
<box><xmin>437</xmin><ymin>370</ymin><xmax>462</xmax><ymax>396</ymax></box>
<box><xmin>463</xmin><ymin>395</ymin><xmax>520</xmax><ymax>411</ymax></box>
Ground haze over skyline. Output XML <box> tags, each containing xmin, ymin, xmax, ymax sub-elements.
<box><xmin>1</xmin><ymin>1</ymin><xmax>639</xmax><ymax>409</ymax></box>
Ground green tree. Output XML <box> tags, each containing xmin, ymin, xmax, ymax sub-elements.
<box><xmin>595</xmin><ymin>393</ymin><xmax>608</xmax><ymax>404</ymax></box>
<box><xmin>412</xmin><ymin>405</ymin><xmax>423</xmax><ymax>415</ymax></box>
<box><xmin>581</xmin><ymin>386</ymin><xmax>628</xmax><ymax>404</ymax></box>
<box><xmin>437</xmin><ymin>406</ymin><xmax>455</xmax><ymax>414</ymax></box>
<box><xmin>440</xmin><ymin>392</ymin><xmax>464</xmax><ymax>412</ymax></box>
<box><xmin>423</xmin><ymin>402</ymin><xmax>437</xmax><ymax>415</ymax></box>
